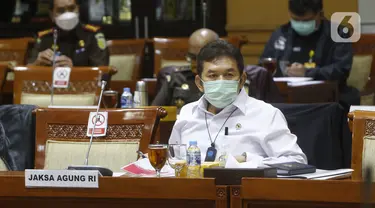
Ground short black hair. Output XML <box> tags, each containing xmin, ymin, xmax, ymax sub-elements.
<box><xmin>49</xmin><ymin>0</ymin><xmax>80</xmax><ymax>10</ymax></box>
<box><xmin>289</xmin><ymin>0</ymin><xmax>323</xmax><ymax>16</ymax></box>
<box><xmin>197</xmin><ymin>39</ymin><xmax>244</xmax><ymax>77</ymax></box>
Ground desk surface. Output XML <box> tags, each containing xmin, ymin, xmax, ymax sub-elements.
<box><xmin>0</xmin><ymin>172</ymin><xmax>227</xmax><ymax>208</ymax></box>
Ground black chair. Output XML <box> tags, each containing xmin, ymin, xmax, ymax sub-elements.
<box><xmin>272</xmin><ymin>103</ymin><xmax>351</xmax><ymax>169</ymax></box>
<box><xmin>0</xmin><ymin>105</ymin><xmax>36</xmax><ymax>170</ymax></box>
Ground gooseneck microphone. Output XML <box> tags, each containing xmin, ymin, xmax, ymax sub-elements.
<box><xmin>84</xmin><ymin>75</ymin><xmax>108</xmax><ymax>165</ymax></box>
<box><xmin>68</xmin><ymin>74</ymin><xmax>113</xmax><ymax>176</ymax></box>
<box><xmin>50</xmin><ymin>28</ymin><xmax>58</xmax><ymax>106</ymax></box>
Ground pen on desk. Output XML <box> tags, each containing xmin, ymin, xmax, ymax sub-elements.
<box><xmin>136</xmin><ymin>151</ymin><xmax>147</xmax><ymax>158</ymax></box>
<box><xmin>225</xmin><ymin>127</ymin><xmax>228</xmax><ymax>136</ymax></box>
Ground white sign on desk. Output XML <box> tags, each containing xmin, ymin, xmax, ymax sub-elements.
<box><xmin>25</xmin><ymin>169</ymin><xmax>99</xmax><ymax>188</ymax></box>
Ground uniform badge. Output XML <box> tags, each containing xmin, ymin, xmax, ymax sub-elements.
<box><xmin>95</xmin><ymin>33</ymin><xmax>106</xmax><ymax>50</ymax></box>
<box><xmin>175</xmin><ymin>99</ymin><xmax>185</xmax><ymax>108</ymax></box>
<box><xmin>36</xmin><ymin>38</ymin><xmax>41</xmax><ymax>44</ymax></box>
<box><xmin>181</xmin><ymin>84</ymin><xmax>189</xmax><ymax>90</ymax></box>
<box><xmin>304</xmin><ymin>50</ymin><xmax>316</xmax><ymax>69</ymax></box>
<box><xmin>274</xmin><ymin>36</ymin><xmax>286</xmax><ymax>50</ymax></box>
<box><xmin>51</xmin><ymin>44</ymin><xmax>59</xmax><ymax>51</ymax></box>
<box><xmin>235</xmin><ymin>123</ymin><xmax>242</xmax><ymax>130</ymax></box>
<box><xmin>79</xmin><ymin>40</ymin><xmax>85</xmax><ymax>47</ymax></box>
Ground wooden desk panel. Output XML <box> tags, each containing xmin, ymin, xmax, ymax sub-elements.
<box><xmin>0</xmin><ymin>172</ymin><xmax>228</xmax><ymax>208</ymax></box>
<box><xmin>275</xmin><ymin>81</ymin><xmax>338</xmax><ymax>103</ymax></box>
<box><xmin>234</xmin><ymin>178</ymin><xmax>372</xmax><ymax>208</ymax></box>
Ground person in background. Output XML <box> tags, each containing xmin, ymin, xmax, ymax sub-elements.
<box><xmin>152</xmin><ymin>28</ymin><xmax>282</xmax><ymax>109</ymax></box>
<box><xmin>169</xmin><ymin>40</ymin><xmax>307</xmax><ymax>166</ymax></box>
<box><xmin>28</xmin><ymin>0</ymin><xmax>109</xmax><ymax>67</ymax></box>
<box><xmin>260</xmin><ymin>0</ymin><xmax>358</xmax><ymax>109</ymax></box>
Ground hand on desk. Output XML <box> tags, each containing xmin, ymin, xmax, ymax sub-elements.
<box><xmin>35</xmin><ymin>49</ymin><xmax>54</xmax><ymax>66</ymax></box>
<box><xmin>55</xmin><ymin>55</ymin><xmax>73</xmax><ymax>68</ymax></box>
<box><xmin>287</xmin><ymin>63</ymin><xmax>305</xmax><ymax>77</ymax></box>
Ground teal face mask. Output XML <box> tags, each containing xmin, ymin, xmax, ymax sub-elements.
<box><xmin>290</xmin><ymin>19</ymin><xmax>316</xmax><ymax>36</ymax></box>
<box><xmin>202</xmin><ymin>79</ymin><xmax>240</xmax><ymax>109</ymax></box>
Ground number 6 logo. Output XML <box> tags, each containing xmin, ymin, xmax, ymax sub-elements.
<box><xmin>331</xmin><ymin>12</ymin><xmax>361</xmax><ymax>43</ymax></box>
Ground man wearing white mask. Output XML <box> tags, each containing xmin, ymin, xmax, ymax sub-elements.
<box><xmin>29</xmin><ymin>0</ymin><xmax>109</xmax><ymax>67</ymax></box>
<box><xmin>169</xmin><ymin>39</ymin><xmax>307</xmax><ymax>166</ymax></box>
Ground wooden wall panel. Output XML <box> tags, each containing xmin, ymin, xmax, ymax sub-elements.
<box><xmin>227</xmin><ymin>0</ymin><xmax>359</xmax><ymax>65</ymax></box>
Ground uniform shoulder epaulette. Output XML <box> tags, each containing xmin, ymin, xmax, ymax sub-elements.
<box><xmin>38</xmin><ymin>28</ymin><xmax>53</xmax><ymax>38</ymax></box>
<box><xmin>83</xmin><ymin>24</ymin><xmax>101</xmax><ymax>33</ymax></box>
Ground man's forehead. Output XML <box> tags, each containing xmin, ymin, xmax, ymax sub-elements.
<box><xmin>203</xmin><ymin>57</ymin><xmax>238</xmax><ymax>72</ymax></box>
<box><xmin>55</xmin><ymin>0</ymin><xmax>76</xmax><ymax>7</ymax></box>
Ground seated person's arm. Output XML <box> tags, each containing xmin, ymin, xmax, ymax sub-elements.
<box><xmin>88</xmin><ymin>32</ymin><xmax>110</xmax><ymax>66</ymax></box>
<box><xmin>28</xmin><ymin>45</ymin><xmax>53</xmax><ymax>66</ymax></box>
<box><xmin>259</xmin><ymin>31</ymin><xmax>279</xmax><ymax>62</ymax></box>
<box><xmin>304</xmin><ymin>42</ymin><xmax>353</xmax><ymax>81</ymax></box>
<box><xmin>245</xmin><ymin>109</ymin><xmax>307</xmax><ymax>166</ymax></box>
<box><xmin>151</xmin><ymin>78</ymin><xmax>173</xmax><ymax>106</ymax></box>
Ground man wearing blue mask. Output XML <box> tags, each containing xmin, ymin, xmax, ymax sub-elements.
<box><xmin>260</xmin><ymin>0</ymin><xmax>358</xmax><ymax>110</ymax></box>
<box><xmin>169</xmin><ymin>40</ymin><xmax>307</xmax><ymax>166</ymax></box>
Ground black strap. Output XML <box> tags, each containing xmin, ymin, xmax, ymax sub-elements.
<box><xmin>205</xmin><ymin>109</ymin><xmax>237</xmax><ymax>148</ymax></box>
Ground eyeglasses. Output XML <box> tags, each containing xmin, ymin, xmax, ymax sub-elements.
<box><xmin>185</xmin><ymin>52</ymin><xmax>197</xmax><ymax>62</ymax></box>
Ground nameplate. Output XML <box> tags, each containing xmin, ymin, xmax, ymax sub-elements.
<box><xmin>25</xmin><ymin>169</ymin><xmax>99</xmax><ymax>188</ymax></box>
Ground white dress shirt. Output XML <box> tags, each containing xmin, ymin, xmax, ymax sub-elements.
<box><xmin>169</xmin><ymin>88</ymin><xmax>307</xmax><ymax>166</ymax></box>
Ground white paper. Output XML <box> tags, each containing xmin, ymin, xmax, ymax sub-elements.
<box><xmin>25</xmin><ymin>169</ymin><xmax>99</xmax><ymax>188</ymax></box>
<box><xmin>224</xmin><ymin>154</ymin><xmax>258</xmax><ymax>169</ymax></box>
<box><xmin>350</xmin><ymin>105</ymin><xmax>375</xmax><ymax>112</ymax></box>
<box><xmin>53</xmin><ymin>67</ymin><xmax>71</xmax><ymax>88</ymax></box>
<box><xmin>112</xmin><ymin>172</ymin><xmax>126</xmax><ymax>177</ymax></box>
<box><xmin>121</xmin><ymin>158</ymin><xmax>175</xmax><ymax>177</ymax></box>
<box><xmin>48</xmin><ymin>105</ymin><xmax>97</xmax><ymax>109</ymax></box>
<box><xmin>287</xmin><ymin>80</ymin><xmax>324</xmax><ymax>87</ymax></box>
<box><xmin>273</xmin><ymin>77</ymin><xmax>313</xmax><ymax>83</ymax></box>
<box><xmin>277</xmin><ymin>168</ymin><xmax>353</xmax><ymax>179</ymax></box>
<box><xmin>86</xmin><ymin>112</ymin><xmax>108</xmax><ymax>137</ymax></box>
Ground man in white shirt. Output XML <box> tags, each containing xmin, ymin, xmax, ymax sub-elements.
<box><xmin>169</xmin><ymin>39</ymin><xmax>307</xmax><ymax>166</ymax></box>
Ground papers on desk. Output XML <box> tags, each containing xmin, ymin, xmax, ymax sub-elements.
<box><xmin>225</xmin><ymin>154</ymin><xmax>258</xmax><ymax>168</ymax></box>
<box><xmin>121</xmin><ymin>158</ymin><xmax>175</xmax><ymax>177</ymax></box>
<box><xmin>277</xmin><ymin>169</ymin><xmax>353</xmax><ymax>180</ymax></box>
<box><xmin>273</xmin><ymin>77</ymin><xmax>313</xmax><ymax>83</ymax></box>
<box><xmin>273</xmin><ymin>77</ymin><xmax>324</xmax><ymax>87</ymax></box>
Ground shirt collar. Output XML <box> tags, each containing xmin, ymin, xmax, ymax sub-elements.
<box><xmin>193</xmin><ymin>87</ymin><xmax>248</xmax><ymax>115</ymax></box>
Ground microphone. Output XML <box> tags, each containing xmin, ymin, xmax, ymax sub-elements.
<box><xmin>67</xmin><ymin>74</ymin><xmax>113</xmax><ymax>176</ymax></box>
<box><xmin>50</xmin><ymin>28</ymin><xmax>58</xmax><ymax>106</ymax></box>
<box><xmin>202</xmin><ymin>1</ymin><xmax>207</xmax><ymax>28</ymax></box>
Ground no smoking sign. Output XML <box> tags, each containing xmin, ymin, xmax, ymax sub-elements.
<box><xmin>87</xmin><ymin>112</ymin><xmax>108</xmax><ymax>137</ymax></box>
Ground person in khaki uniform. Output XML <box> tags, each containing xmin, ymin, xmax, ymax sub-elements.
<box><xmin>28</xmin><ymin>0</ymin><xmax>109</xmax><ymax>67</ymax></box>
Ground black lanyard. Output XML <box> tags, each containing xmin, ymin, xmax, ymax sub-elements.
<box><xmin>204</xmin><ymin>109</ymin><xmax>237</xmax><ymax>148</ymax></box>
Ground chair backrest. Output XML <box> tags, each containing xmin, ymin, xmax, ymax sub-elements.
<box><xmin>107</xmin><ymin>39</ymin><xmax>145</xmax><ymax>81</ymax></box>
<box><xmin>272</xmin><ymin>103</ymin><xmax>351</xmax><ymax>170</ymax></box>
<box><xmin>0</xmin><ymin>64</ymin><xmax>8</xmax><ymax>96</ymax></box>
<box><xmin>34</xmin><ymin>107</ymin><xmax>167</xmax><ymax>170</ymax></box>
<box><xmin>348</xmin><ymin>110</ymin><xmax>375</xmax><ymax>180</ymax></box>
<box><xmin>153</xmin><ymin>36</ymin><xmax>244</xmax><ymax>77</ymax></box>
<box><xmin>0</xmin><ymin>38</ymin><xmax>33</xmax><ymax>65</ymax></box>
<box><xmin>13</xmin><ymin>66</ymin><xmax>102</xmax><ymax>107</ymax></box>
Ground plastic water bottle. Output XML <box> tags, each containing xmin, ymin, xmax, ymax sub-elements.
<box><xmin>187</xmin><ymin>141</ymin><xmax>201</xmax><ymax>178</ymax></box>
<box><xmin>121</xmin><ymin>88</ymin><xmax>133</xmax><ymax>108</ymax></box>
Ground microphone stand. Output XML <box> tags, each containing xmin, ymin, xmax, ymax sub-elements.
<box><xmin>84</xmin><ymin>80</ymin><xmax>106</xmax><ymax>165</ymax></box>
<box><xmin>67</xmin><ymin>78</ymin><xmax>113</xmax><ymax>176</ymax></box>
<box><xmin>361</xmin><ymin>167</ymin><xmax>372</xmax><ymax>208</ymax></box>
<box><xmin>202</xmin><ymin>1</ymin><xmax>207</xmax><ymax>28</ymax></box>
<box><xmin>50</xmin><ymin>28</ymin><xmax>58</xmax><ymax>106</ymax></box>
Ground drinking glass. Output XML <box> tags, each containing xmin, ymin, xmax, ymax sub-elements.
<box><xmin>168</xmin><ymin>144</ymin><xmax>187</xmax><ymax>177</ymax></box>
<box><xmin>148</xmin><ymin>144</ymin><xmax>168</xmax><ymax>177</ymax></box>
<box><xmin>102</xmin><ymin>90</ymin><xmax>118</xmax><ymax>108</ymax></box>
<box><xmin>260</xmin><ymin>57</ymin><xmax>277</xmax><ymax>76</ymax></box>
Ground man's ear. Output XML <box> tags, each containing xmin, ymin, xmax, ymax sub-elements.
<box><xmin>239</xmin><ymin>71</ymin><xmax>247</xmax><ymax>88</ymax></box>
<box><xmin>195</xmin><ymin>75</ymin><xmax>204</xmax><ymax>92</ymax></box>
